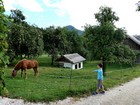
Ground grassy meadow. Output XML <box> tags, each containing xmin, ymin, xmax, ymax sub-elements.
<box><xmin>3</xmin><ymin>55</ymin><xmax>140</xmax><ymax>103</ymax></box>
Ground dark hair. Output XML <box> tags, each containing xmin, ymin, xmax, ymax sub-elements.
<box><xmin>98</xmin><ymin>63</ymin><xmax>103</xmax><ymax>68</ymax></box>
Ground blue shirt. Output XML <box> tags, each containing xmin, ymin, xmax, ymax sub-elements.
<box><xmin>94</xmin><ymin>68</ymin><xmax>103</xmax><ymax>80</ymax></box>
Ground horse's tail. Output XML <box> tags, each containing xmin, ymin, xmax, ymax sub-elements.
<box><xmin>33</xmin><ymin>60</ymin><xmax>38</xmax><ymax>78</ymax></box>
<box><xmin>33</xmin><ymin>60</ymin><xmax>38</xmax><ymax>68</ymax></box>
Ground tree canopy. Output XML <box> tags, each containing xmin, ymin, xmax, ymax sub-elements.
<box><xmin>95</xmin><ymin>6</ymin><xmax>119</xmax><ymax>25</ymax></box>
<box><xmin>3</xmin><ymin>6</ymin><xmax>136</xmax><ymax>69</ymax></box>
<box><xmin>7</xmin><ymin>9</ymin><xmax>44</xmax><ymax>60</ymax></box>
<box><xmin>84</xmin><ymin>6</ymin><xmax>136</xmax><ymax>75</ymax></box>
<box><xmin>136</xmin><ymin>1</ymin><xmax>140</xmax><ymax>11</ymax></box>
<box><xmin>43</xmin><ymin>26</ymin><xmax>84</xmax><ymax>65</ymax></box>
<box><xmin>0</xmin><ymin>0</ymin><xmax>9</xmax><ymax>67</ymax></box>
<box><xmin>0</xmin><ymin>0</ymin><xmax>9</xmax><ymax>96</ymax></box>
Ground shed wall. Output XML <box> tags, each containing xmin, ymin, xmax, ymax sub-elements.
<box><xmin>61</xmin><ymin>62</ymin><xmax>84</xmax><ymax>69</ymax></box>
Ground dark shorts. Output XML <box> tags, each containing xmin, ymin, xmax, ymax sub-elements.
<box><xmin>97</xmin><ymin>79</ymin><xmax>103</xmax><ymax>89</ymax></box>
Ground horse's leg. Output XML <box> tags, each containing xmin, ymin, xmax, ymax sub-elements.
<box><xmin>23</xmin><ymin>69</ymin><xmax>27</xmax><ymax>79</ymax></box>
<box><xmin>21</xmin><ymin>69</ymin><xmax>23</xmax><ymax>77</ymax></box>
<box><xmin>33</xmin><ymin>67</ymin><xmax>38</xmax><ymax>78</ymax></box>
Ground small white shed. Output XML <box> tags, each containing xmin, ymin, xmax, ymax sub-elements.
<box><xmin>56</xmin><ymin>53</ymin><xmax>86</xmax><ymax>70</ymax></box>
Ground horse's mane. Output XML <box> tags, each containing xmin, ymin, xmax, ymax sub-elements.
<box><xmin>14</xmin><ymin>59</ymin><xmax>26</xmax><ymax>70</ymax></box>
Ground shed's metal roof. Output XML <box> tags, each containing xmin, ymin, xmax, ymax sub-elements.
<box><xmin>129</xmin><ymin>35</ymin><xmax>140</xmax><ymax>45</ymax></box>
<box><xmin>63</xmin><ymin>53</ymin><xmax>86</xmax><ymax>64</ymax></box>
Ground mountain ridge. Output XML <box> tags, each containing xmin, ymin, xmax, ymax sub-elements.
<box><xmin>65</xmin><ymin>25</ymin><xmax>84</xmax><ymax>35</ymax></box>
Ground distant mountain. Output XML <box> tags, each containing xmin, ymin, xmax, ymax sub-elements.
<box><xmin>65</xmin><ymin>25</ymin><xmax>84</xmax><ymax>35</ymax></box>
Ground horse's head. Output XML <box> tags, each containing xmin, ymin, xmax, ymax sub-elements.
<box><xmin>12</xmin><ymin>70</ymin><xmax>17</xmax><ymax>77</ymax></box>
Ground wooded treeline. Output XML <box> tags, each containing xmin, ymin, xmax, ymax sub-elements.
<box><xmin>1</xmin><ymin>3</ymin><xmax>139</xmax><ymax>69</ymax></box>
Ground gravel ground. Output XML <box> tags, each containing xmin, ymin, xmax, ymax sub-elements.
<box><xmin>1</xmin><ymin>77</ymin><xmax>140</xmax><ymax>105</ymax></box>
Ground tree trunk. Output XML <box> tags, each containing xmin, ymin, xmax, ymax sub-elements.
<box><xmin>51</xmin><ymin>55</ymin><xmax>54</xmax><ymax>65</ymax></box>
<box><xmin>102</xmin><ymin>59</ymin><xmax>106</xmax><ymax>76</ymax></box>
<box><xmin>20</xmin><ymin>54</ymin><xmax>22</xmax><ymax>60</ymax></box>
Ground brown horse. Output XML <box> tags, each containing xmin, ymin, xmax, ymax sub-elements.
<box><xmin>12</xmin><ymin>59</ymin><xmax>38</xmax><ymax>79</ymax></box>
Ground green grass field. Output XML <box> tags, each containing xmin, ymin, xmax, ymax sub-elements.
<box><xmin>3</xmin><ymin>55</ymin><xmax>140</xmax><ymax>103</ymax></box>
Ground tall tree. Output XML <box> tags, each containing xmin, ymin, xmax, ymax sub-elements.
<box><xmin>0</xmin><ymin>0</ymin><xmax>9</xmax><ymax>96</ymax></box>
<box><xmin>65</xmin><ymin>28</ymin><xmax>84</xmax><ymax>55</ymax></box>
<box><xmin>84</xmin><ymin>6</ymin><xmax>136</xmax><ymax>75</ymax></box>
<box><xmin>0</xmin><ymin>0</ymin><xmax>9</xmax><ymax>66</ymax></box>
<box><xmin>10</xmin><ymin>9</ymin><xmax>25</xmax><ymax>23</ymax></box>
<box><xmin>26</xmin><ymin>25</ymin><xmax>44</xmax><ymax>57</ymax></box>
<box><xmin>43</xmin><ymin>26</ymin><xmax>68</xmax><ymax>65</ymax></box>
<box><xmin>7</xmin><ymin>23</ymin><xmax>25</xmax><ymax>59</ymax></box>
<box><xmin>7</xmin><ymin>9</ymin><xmax>26</xmax><ymax>59</ymax></box>
<box><xmin>43</xmin><ymin>26</ymin><xmax>84</xmax><ymax>65</ymax></box>
<box><xmin>7</xmin><ymin>9</ymin><xmax>44</xmax><ymax>60</ymax></box>
<box><xmin>95</xmin><ymin>6</ymin><xmax>119</xmax><ymax>25</ymax></box>
<box><xmin>136</xmin><ymin>1</ymin><xmax>140</xmax><ymax>11</ymax></box>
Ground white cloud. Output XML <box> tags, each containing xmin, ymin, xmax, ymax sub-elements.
<box><xmin>3</xmin><ymin>0</ymin><xmax>44</xmax><ymax>12</ymax></box>
<box><xmin>17</xmin><ymin>0</ymin><xmax>44</xmax><ymax>12</ymax></box>
<box><xmin>3</xmin><ymin>0</ymin><xmax>140</xmax><ymax>35</ymax></box>
<box><xmin>43</xmin><ymin>0</ymin><xmax>140</xmax><ymax>34</ymax></box>
<box><xmin>3</xmin><ymin>0</ymin><xmax>17</xmax><ymax>11</ymax></box>
<box><xmin>43</xmin><ymin>0</ymin><xmax>99</xmax><ymax>29</ymax></box>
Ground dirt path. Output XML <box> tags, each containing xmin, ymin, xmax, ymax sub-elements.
<box><xmin>1</xmin><ymin>77</ymin><xmax>140</xmax><ymax>105</ymax></box>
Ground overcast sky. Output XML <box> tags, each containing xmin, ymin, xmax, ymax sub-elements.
<box><xmin>3</xmin><ymin>0</ymin><xmax>140</xmax><ymax>35</ymax></box>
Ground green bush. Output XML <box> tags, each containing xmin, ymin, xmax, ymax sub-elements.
<box><xmin>0</xmin><ymin>69</ymin><xmax>8</xmax><ymax>96</ymax></box>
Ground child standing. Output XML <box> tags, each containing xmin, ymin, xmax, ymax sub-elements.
<box><xmin>93</xmin><ymin>63</ymin><xmax>105</xmax><ymax>95</ymax></box>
